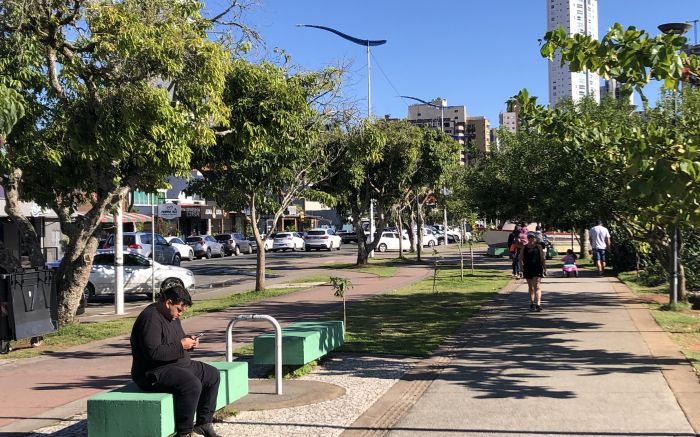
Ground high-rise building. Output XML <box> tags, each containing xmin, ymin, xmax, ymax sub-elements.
<box><xmin>547</xmin><ymin>0</ymin><xmax>600</xmax><ymax>107</ymax></box>
<box><xmin>406</xmin><ymin>98</ymin><xmax>470</xmax><ymax>165</ymax></box>
<box><xmin>499</xmin><ymin>111</ymin><xmax>518</xmax><ymax>134</ymax></box>
<box><xmin>600</xmin><ymin>79</ymin><xmax>635</xmax><ymax>105</ymax></box>
<box><xmin>466</xmin><ymin>116</ymin><xmax>491</xmax><ymax>156</ymax></box>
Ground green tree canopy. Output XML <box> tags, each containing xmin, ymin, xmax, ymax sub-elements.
<box><xmin>189</xmin><ymin>59</ymin><xmax>342</xmax><ymax>290</ymax></box>
<box><xmin>0</xmin><ymin>0</ymin><xmax>237</xmax><ymax>323</ymax></box>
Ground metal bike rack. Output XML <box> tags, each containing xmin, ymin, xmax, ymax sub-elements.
<box><xmin>226</xmin><ymin>314</ymin><xmax>283</xmax><ymax>395</ymax></box>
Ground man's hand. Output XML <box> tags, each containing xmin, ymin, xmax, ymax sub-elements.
<box><xmin>181</xmin><ymin>336</ymin><xmax>199</xmax><ymax>350</ymax></box>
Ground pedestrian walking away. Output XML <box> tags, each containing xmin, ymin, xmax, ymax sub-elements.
<box><xmin>130</xmin><ymin>285</ymin><xmax>222</xmax><ymax>437</ymax></box>
<box><xmin>520</xmin><ymin>232</ymin><xmax>547</xmax><ymax>311</ymax></box>
<box><xmin>589</xmin><ymin>219</ymin><xmax>611</xmax><ymax>276</ymax></box>
<box><xmin>507</xmin><ymin>225</ymin><xmax>522</xmax><ymax>278</ymax></box>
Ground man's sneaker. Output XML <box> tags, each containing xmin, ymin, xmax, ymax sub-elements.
<box><xmin>530</xmin><ymin>303</ymin><xmax>536</xmax><ymax>311</ymax></box>
<box><xmin>536</xmin><ymin>305</ymin><xmax>543</xmax><ymax>312</ymax></box>
<box><xmin>193</xmin><ymin>423</ymin><xmax>222</xmax><ymax>437</ymax></box>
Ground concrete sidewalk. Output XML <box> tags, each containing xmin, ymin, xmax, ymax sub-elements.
<box><xmin>0</xmin><ymin>263</ymin><xmax>431</xmax><ymax>435</ymax></box>
<box><xmin>353</xmin><ymin>271</ymin><xmax>699</xmax><ymax>437</ymax></box>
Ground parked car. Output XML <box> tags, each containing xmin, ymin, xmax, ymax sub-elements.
<box><xmin>215</xmin><ymin>233</ymin><xmax>253</xmax><ymax>256</ymax></box>
<box><xmin>422</xmin><ymin>228</ymin><xmax>439</xmax><ymax>248</ymax></box>
<box><xmin>272</xmin><ymin>232</ymin><xmax>305</xmax><ymax>251</ymax></box>
<box><xmin>165</xmin><ymin>236</ymin><xmax>195</xmax><ymax>261</ymax></box>
<box><xmin>185</xmin><ymin>235</ymin><xmax>225</xmax><ymax>259</ymax></box>
<box><xmin>247</xmin><ymin>235</ymin><xmax>274</xmax><ymax>252</ymax></box>
<box><xmin>83</xmin><ymin>252</ymin><xmax>195</xmax><ymax>300</ymax></box>
<box><xmin>102</xmin><ymin>232</ymin><xmax>181</xmax><ymax>265</ymax></box>
<box><xmin>376</xmin><ymin>231</ymin><xmax>410</xmax><ymax>252</ymax></box>
<box><xmin>304</xmin><ymin>228</ymin><xmax>342</xmax><ymax>251</ymax></box>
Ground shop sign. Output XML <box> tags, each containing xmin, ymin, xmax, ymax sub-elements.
<box><xmin>157</xmin><ymin>203</ymin><xmax>181</xmax><ymax>220</ymax></box>
<box><xmin>181</xmin><ymin>206</ymin><xmax>201</xmax><ymax>218</ymax></box>
<box><xmin>201</xmin><ymin>207</ymin><xmax>223</xmax><ymax>219</ymax></box>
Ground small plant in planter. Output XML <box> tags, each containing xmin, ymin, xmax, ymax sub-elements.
<box><xmin>329</xmin><ymin>276</ymin><xmax>352</xmax><ymax>336</ymax></box>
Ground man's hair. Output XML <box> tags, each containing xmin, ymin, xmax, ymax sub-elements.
<box><xmin>595</xmin><ymin>219</ymin><xmax>603</xmax><ymax>226</ymax></box>
<box><xmin>160</xmin><ymin>285</ymin><xmax>193</xmax><ymax>307</ymax></box>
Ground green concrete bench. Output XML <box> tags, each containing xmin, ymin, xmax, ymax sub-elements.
<box><xmin>486</xmin><ymin>246</ymin><xmax>508</xmax><ymax>257</ymax></box>
<box><xmin>87</xmin><ymin>361</ymin><xmax>248</xmax><ymax>437</ymax></box>
<box><xmin>253</xmin><ymin>320</ymin><xmax>344</xmax><ymax>366</ymax></box>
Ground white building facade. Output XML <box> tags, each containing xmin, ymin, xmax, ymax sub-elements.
<box><xmin>547</xmin><ymin>0</ymin><xmax>600</xmax><ymax>107</ymax></box>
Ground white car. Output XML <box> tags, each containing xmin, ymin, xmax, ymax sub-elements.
<box><xmin>272</xmin><ymin>232</ymin><xmax>305</xmax><ymax>251</ymax></box>
<box><xmin>304</xmin><ymin>228</ymin><xmax>342</xmax><ymax>251</ymax></box>
<box><xmin>165</xmin><ymin>236</ymin><xmax>195</xmax><ymax>261</ymax></box>
<box><xmin>421</xmin><ymin>228</ymin><xmax>439</xmax><ymax>248</ymax></box>
<box><xmin>248</xmin><ymin>234</ymin><xmax>275</xmax><ymax>252</ymax></box>
<box><xmin>83</xmin><ymin>252</ymin><xmax>195</xmax><ymax>300</ymax></box>
<box><xmin>376</xmin><ymin>231</ymin><xmax>410</xmax><ymax>252</ymax></box>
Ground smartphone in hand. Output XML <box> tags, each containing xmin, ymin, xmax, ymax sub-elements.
<box><xmin>195</xmin><ymin>332</ymin><xmax>205</xmax><ymax>339</ymax></box>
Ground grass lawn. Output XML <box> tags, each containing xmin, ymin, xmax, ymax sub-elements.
<box><xmin>618</xmin><ymin>271</ymin><xmax>700</xmax><ymax>377</ymax></box>
<box><xmin>322</xmin><ymin>258</ymin><xmax>404</xmax><ymax>278</ymax></box>
<box><xmin>0</xmin><ymin>276</ymin><xmax>328</xmax><ymax>360</ymax></box>
<box><xmin>334</xmin><ymin>266</ymin><xmax>509</xmax><ymax>357</ymax></box>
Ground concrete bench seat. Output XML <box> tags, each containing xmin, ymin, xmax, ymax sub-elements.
<box><xmin>87</xmin><ymin>361</ymin><xmax>248</xmax><ymax>437</ymax></box>
<box><xmin>253</xmin><ymin>320</ymin><xmax>344</xmax><ymax>366</ymax></box>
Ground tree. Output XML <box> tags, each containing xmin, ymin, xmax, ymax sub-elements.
<box><xmin>1</xmin><ymin>0</ymin><xmax>237</xmax><ymax>324</ymax></box>
<box><xmin>541</xmin><ymin>23</ymin><xmax>700</xmax><ymax>299</ymax></box>
<box><xmin>189</xmin><ymin>60</ymin><xmax>341</xmax><ymax>290</ymax></box>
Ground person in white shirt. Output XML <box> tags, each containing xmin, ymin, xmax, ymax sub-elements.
<box><xmin>589</xmin><ymin>220</ymin><xmax>611</xmax><ymax>276</ymax></box>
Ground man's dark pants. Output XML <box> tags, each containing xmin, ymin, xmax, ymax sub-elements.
<box><xmin>146</xmin><ymin>361</ymin><xmax>220</xmax><ymax>433</ymax></box>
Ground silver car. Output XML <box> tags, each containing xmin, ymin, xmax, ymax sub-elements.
<box><xmin>102</xmin><ymin>232</ymin><xmax>181</xmax><ymax>265</ymax></box>
<box><xmin>84</xmin><ymin>252</ymin><xmax>195</xmax><ymax>300</ymax></box>
<box><xmin>186</xmin><ymin>235</ymin><xmax>224</xmax><ymax>259</ymax></box>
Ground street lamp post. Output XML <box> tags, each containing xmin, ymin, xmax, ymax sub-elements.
<box><xmin>298</xmin><ymin>24</ymin><xmax>386</xmax><ymax>258</ymax></box>
<box><xmin>401</xmin><ymin>95</ymin><xmax>449</xmax><ymax>246</ymax></box>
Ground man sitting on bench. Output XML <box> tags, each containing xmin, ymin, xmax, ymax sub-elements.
<box><xmin>130</xmin><ymin>285</ymin><xmax>221</xmax><ymax>437</ymax></box>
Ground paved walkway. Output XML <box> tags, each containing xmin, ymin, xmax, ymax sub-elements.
<box><xmin>0</xmin><ymin>263</ymin><xmax>431</xmax><ymax>435</ymax></box>
<box><xmin>3</xmin><ymin>253</ymin><xmax>699</xmax><ymax>437</ymax></box>
<box><xmin>350</xmin><ymin>271</ymin><xmax>699</xmax><ymax>437</ymax></box>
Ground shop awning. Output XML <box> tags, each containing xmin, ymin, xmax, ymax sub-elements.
<box><xmin>100</xmin><ymin>212</ymin><xmax>153</xmax><ymax>224</ymax></box>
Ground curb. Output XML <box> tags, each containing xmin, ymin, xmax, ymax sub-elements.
<box><xmin>612</xmin><ymin>279</ymin><xmax>700</xmax><ymax>435</ymax></box>
<box><xmin>340</xmin><ymin>277</ymin><xmax>519</xmax><ymax>436</ymax></box>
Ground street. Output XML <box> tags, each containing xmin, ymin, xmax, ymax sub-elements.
<box><xmin>78</xmin><ymin>244</ymin><xmax>365</xmax><ymax>320</ymax></box>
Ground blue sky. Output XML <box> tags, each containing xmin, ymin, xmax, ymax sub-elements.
<box><xmin>240</xmin><ymin>0</ymin><xmax>698</xmax><ymax>127</ymax></box>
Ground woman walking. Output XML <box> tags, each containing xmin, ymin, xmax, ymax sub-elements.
<box><xmin>519</xmin><ymin>232</ymin><xmax>547</xmax><ymax>311</ymax></box>
<box><xmin>507</xmin><ymin>225</ymin><xmax>521</xmax><ymax>279</ymax></box>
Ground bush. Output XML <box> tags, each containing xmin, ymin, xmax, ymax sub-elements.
<box><xmin>608</xmin><ymin>224</ymin><xmax>652</xmax><ymax>273</ymax></box>
<box><xmin>681</xmin><ymin>229</ymin><xmax>700</xmax><ymax>292</ymax></box>
<box><xmin>639</xmin><ymin>261</ymin><xmax>668</xmax><ymax>287</ymax></box>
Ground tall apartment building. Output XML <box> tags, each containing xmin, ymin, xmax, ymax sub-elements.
<box><xmin>499</xmin><ymin>111</ymin><xmax>518</xmax><ymax>134</ymax></box>
<box><xmin>406</xmin><ymin>98</ymin><xmax>471</xmax><ymax>165</ymax></box>
<box><xmin>600</xmin><ymin>79</ymin><xmax>635</xmax><ymax>105</ymax></box>
<box><xmin>547</xmin><ymin>0</ymin><xmax>600</xmax><ymax>107</ymax></box>
<box><xmin>466</xmin><ymin>116</ymin><xmax>491</xmax><ymax>156</ymax></box>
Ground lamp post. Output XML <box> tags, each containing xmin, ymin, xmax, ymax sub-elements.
<box><xmin>401</xmin><ymin>95</ymin><xmax>449</xmax><ymax>246</ymax></box>
<box><xmin>298</xmin><ymin>24</ymin><xmax>386</xmax><ymax>258</ymax></box>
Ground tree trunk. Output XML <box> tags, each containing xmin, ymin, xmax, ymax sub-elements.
<box><xmin>407</xmin><ymin>213</ymin><xmax>416</xmax><ymax>252</ymax></box>
<box><xmin>55</xmin><ymin>187</ymin><xmax>127</xmax><ymax>325</ymax></box>
<box><xmin>249</xmin><ymin>198</ymin><xmax>266</xmax><ymax>291</ymax></box>
<box><xmin>2</xmin><ymin>169</ymin><xmax>45</xmax><ymax>268</ymax></box>
<box><xmin>646</xmin><ymin>226</ymin><xmax>687</xmax><ymax>302</ymax></box>
<box><xmin>579</xmin><ymin>228</ymin><xmax>588</xmax><ymax>259</ymax></box>
<box><xmin>56</xmin><ymin>235</ymin><xmax>99</xmax><ymax>326</ymax></box>
<box><xmin>396</xmin><ymin>207</ymin><xmax>404</xmax><ymax>258</ymax></box>
<box><xmin>416</xmin><ymin>197</ymin><xmax>423</xmax><ymax>262</ymax></box>
<box><xmin>353</xmin><ymin>207</ymin><xmax>369</xmax><ymax>265</ymax></box>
